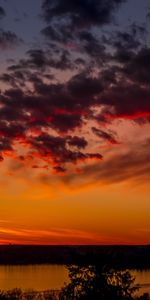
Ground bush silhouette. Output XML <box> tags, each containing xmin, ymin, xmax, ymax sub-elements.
<box><xmin>60</xmin><ymin>264</ymin><xmax>139</xmax><ymax>300</ymax></box>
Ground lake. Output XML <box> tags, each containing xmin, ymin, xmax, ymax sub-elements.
<box><xmin>0</xmin><ymin>265</ymin><xmax>68</xmax><ymax>291</ymax></box>
<box><xmin>0</xmin><ymin>265</ymin><xmax>149</xmax><ymax>295</ymax></box>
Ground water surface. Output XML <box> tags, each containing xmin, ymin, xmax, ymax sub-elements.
<box><xmin>0</xmin><ymin>265</ymin><xmax>150</xmax><ymax>294</ymax></box>
<box><xmin>0</xmin><ymin>265</ymin><xmax>68</xmax><ymax>291</ymax></box>
<box><xmin>132</xmin><ymin>270</ymin><xmax>150</xmax><ymax>295</ymax></box>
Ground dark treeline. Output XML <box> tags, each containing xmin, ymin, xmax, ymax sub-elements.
<box><xmin>0</xmin><ymin>289</ymin><xmax>60</xmax><ymax>300</ymax></box>
<box><xmin>0</xmin><ymin>245</ymin><xmax>150</xmax><ymax>269</ymax></box>
<box><xmin>0</xmin><ymin>288</ymin><xmax>148</xmax><ymax>300</ymax></box>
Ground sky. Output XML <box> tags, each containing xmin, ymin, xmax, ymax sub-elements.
<box><xmin>0</xmin><ymin>0</ymin><xmax>150</xmax><ymax>245</ymax></box>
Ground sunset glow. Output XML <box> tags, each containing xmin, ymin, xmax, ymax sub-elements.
<box><xmin>0</xmin><ymin>0</ymin><xmax>149</xmax><ymax>245</ymax></box>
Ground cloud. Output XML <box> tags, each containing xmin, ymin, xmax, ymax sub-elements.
<box><xmin>67</xmin><ymin>136</ymin><xmax>88</xmax><ymax>149</ymax></box>
<box><xmin>0</xmin><ymin>5</ymin><xmax>22</xmax><ymax>50</ymax></box>
<box><xmin>0</xmin><ymin>225</ymin><xmax>111</xmax><ymax>244</ymax></box>
<box><xmin>0</xmin><ymin>6</ymin><xmax>6</xmax><ymax>19</ymax></box>
<box><xmin>111</xmin><ymin>24</ymin><xmax>146</xmax><ymax>51</ymax></box>
<box><xmin>123</xmin><ymin>47</ymin><xmax>150</xmax><ymax>85</ymax></box>
<box><xmin>29</xmin><ymin>133</ymin><xmax>102</xmax><ymax>170</ymax></box>
<box><xmin>68</xmin><ymin>72</ymin><xmax>103</xmax><ymax>98</ymax></box>
<box><xmin>0</xmin><ymin>0</ymin><xmax>149</xmax><ymax>182</ymax></box>
<box><xmin>92</xmin><ymin>127</ymin><xmax>118</xmax><ymax>144</ymax></box>
<box><xmin>96</xmin><ymin>82</ymin><xmax>150</xmax><ymax>122</ymax></box>
<box><xmin>0</xmin><ymin>29</ymin><xmax>22</xmax><ymax>50</ymax></box>
<box><xmin>42</xmin><ymin>0</ymin><xmax>126</xmax><ymax>29</ymax></box>
<box><xmin>41</xmin><ymin>0</ymin><xmax>125</xmax><ymax>67</ymax></box>
<box><xmin>0</xmin><ymin>51</ymin><xmax>150</xmax><ymax>173</ymax></box>
<box><xmin>7</xmin><ymin>47</ymin><xmax>73</xmax><ymax>72</ymax></box>
<box><xmin>0</xmin><ymin>91</ymin><xmax>102</xmax><ymax>169</ymax></box>
<box><xmin>63</xmin><ymin>138</ymin><xmax>150</xmax><ymax>186</ymax></box>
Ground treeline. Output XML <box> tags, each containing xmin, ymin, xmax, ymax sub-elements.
<box><xmin>0</xmin><ymin>288</ymin><xmax>149</xmax><ymax>300</ymax></box>
<box><xmin>0</xmin><ymin>289</ymin><xmax>60</xmax><ymax>299</ymax></box>
<box><xmin>0</xmin><ymin>245</ymin><xmax>150</xmax><ymax>269</ymax></box>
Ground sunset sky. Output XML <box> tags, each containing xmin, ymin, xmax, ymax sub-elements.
<box><xmin>0</xmin><ymin>0</ymin><xmax>150</xmax><ymax>245</ymax></box>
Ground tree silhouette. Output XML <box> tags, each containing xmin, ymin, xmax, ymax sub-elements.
<box><xmin>60</xmin><ymin>264</ymin><xmax>139</xmax><ymax>300</ymax></box>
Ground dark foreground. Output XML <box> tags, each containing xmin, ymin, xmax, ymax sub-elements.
<box><xmin>0</xmin><ymin>289</ymin><xmax>60</xmax><ymax>300</ymax></box>
<box><xmin>0</xmin><ymin>246</ymin><xmax>150</xmax><ymax>299</ymax></box>
<box><xmin>0</xmin><ymin>245</ymin><xmax>150</xmax><ymax>269</ymax></box>
<box><xmin>0</xmin><ymin>287</ymin><xmax>149</xmax><ymax>300</ymax></box>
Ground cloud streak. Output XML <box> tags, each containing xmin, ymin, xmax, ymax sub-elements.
<box><xmin>61</xmin><ymin>138</ymin><xmax>150</xmax><ymax>186</ymax></box>
<box><xmin>0</xmin><ymin>225</ymin><xmax>113</xmax><ymax>244</ymax></box>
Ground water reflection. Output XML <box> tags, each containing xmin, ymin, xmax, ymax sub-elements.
<box><xmin>132</xmin><ymin>270</ymin><xmax>150</xmax><ymax>295</ymax></box>
<box><xmin>0</xmin><ymin>265</ymin><xmax>150</xmax><ymax>294</ymax></box>
<box><xmin>0</xmin><ymin>265</ymin><xmax>69</xmax><ymax>291</ymax></box>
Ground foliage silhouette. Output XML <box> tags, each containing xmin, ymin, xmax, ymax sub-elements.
<box><xmin>60</xmin><ymin>264</ymin><xmax>139</xmax><ymax>300</ymax></box>
<box><xmin>0</xmin><ymin>289</ymin><xmax>60</xmax><ymax>300</ymax></box>
<box><xmin>0</xmin><ymin>285</ymin><xmax>149</xmax><ymax>300</ymax></box>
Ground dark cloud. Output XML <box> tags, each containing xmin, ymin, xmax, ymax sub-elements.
<box><xmin>79</xmin><ymin>31</ymin><xmax>107</xmax><ymax>63</ymax></box>
<box><xmin>0</xmin><ymin>6</ymin><xmax>6</xmax><ymax>19</ymax></box>
<box><xmin>109</xmin><ymin>25</ymin><xmax>147</xmax><ymax>68</ymax></box>
<box><xmin>8</xmin><ymin>47</ymin><xmax>72</xmax><ymax>72</ymax></box>
<box><xmin>0</xmin><ymin>51</ymin><xmax>150</xmax><ymax>172</ymax></box>
<box><xmin>0</xmin><ymin>121</ymin><xmax>26</xmax><ymax>139</ymax></box>
<box><xmin>41</xmin><ymin>0</ymin><xmax>125</xmax><ymax>67</ymax></box>
<box><xmin>53</xmin><ymin>166</ymin><xmax>66</xmax><ymax>173</ymax></box>
<box><xmin>8</xmin><ymin>49</ymin><xmax>48</xmax><ymax>71</ymax></box>
<box><xmin>50</xmin><ymin>113</ymin><xmax>82</xmax><ymax>133</ymax></box>
<box><xmin>0</xmin><ymin>5</ymin><xmax>22</xmax><ymax>51</ymax></box>
<box><xmin>112</xmin><ymin>24</ymin><xmax>146</xmax><ymax>51</ymax></box>
<box><xmin>0</xmin><ymin>29</ymin><xmax>22</xmax><ymax>50</ymax></box>
<box><xmin>92</xmin><ymin>127</ymin><xmax>118</xmax><ymax>144</ymax></box>
<box><xmin>42</xmin><ymin>25</ymin><xmax>107</xmax><ymax>64</ymax></box>
<box><xmin>97</xmin><ymin>82</ymin><xmax>150</xmax><ymax>120</ymax></box>
<box><xmin>26</xmin><ymin>49</ymin><xmax>48</xmax><ymax>69</ymax></box>
<box><xmin>41</xmin><ymin>24</ymin><xmax>72</xmax><ymax>44</ymax></box>
<box><xmin>0</xmin><ymin>0</ymin><xmax>149</xmax><ymax>180</ymax></box>
<box><xmin>123</xmin><ymin>47</ymin><xmax>150</xmax><ymax>85</ymax></box>
<box><xmin>146</xmin><ymin>8</ymin><xmax>150</xmax><ymax>20</ymax></box>
<box><xmin>68</xmin><ymin>72</ymin><xmax>103</xmax><ymax>98</ymax></box>
<box><xmin>42</xmin><ymin>0</ymin><xmax>126</xmax><ymax>29</ymax></box>
<box><xmin>67</xmin><ymin>136</ymin><xmax>88</xmax><ymax>149</ymax></box>
<box><xmin>25</xmin><ymin>49</ymin><xmax>71</xmax><ymax>71</ymax></box>
<box><xmin>113</xmin><ymin>47</ymin><xmax>134</xmax><ymax>64</ymax></box>
<box><xmin>0</xmin><ymin>136</ymin><xmax>12</xmax><ymax>152</ymax></box>
<box><xmin>29</xmin><ymin>133</ymin><xmax>102</xmax><ymax>168</ymax></box>
<box><xmin>47</xmin><ymin>49</ymin><xmax>73</xmax><ymax>70</ymax></box>
<box><xmin>63</xmin><ymin>138</ymin><xmax>150</xmax><ymax>186</ymax></box>
<box><xmin>0</xmin><ymin>79</ymin><xmax>103</xmax><ymax>167</ymax></box>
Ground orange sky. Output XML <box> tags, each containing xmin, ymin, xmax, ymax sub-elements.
<box><xmin>0</xmin><ymin>120</ymin><xmax>149</xmax><ymax>245</ymax></box>
<box><xmin>0</xmin><ymin>0</ymin><xmax>150</xmax><ymax>245</ymax></box>
<box><xmin>0</xmin><ymin>177</ymin><xmax>150</xmax><ymax>245</ymax></box>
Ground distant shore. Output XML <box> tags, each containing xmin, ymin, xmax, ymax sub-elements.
<box><xmin>0</xmin><ymin>245</ymin><xmax>150</xmax><ymax>269</ymax></box>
